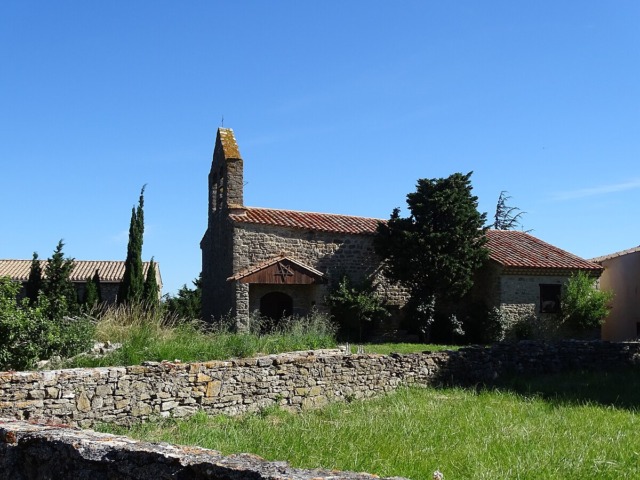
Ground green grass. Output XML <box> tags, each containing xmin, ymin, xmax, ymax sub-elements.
<box><xmin>62</xmin><ymin>303</ymin><xmax>452</xmax><ymax>368</ymax></box>
<box><xmin>64</xmin><ymin>305</ymin><xmax>340</xmax><ymax>368</ymax></box>
<box><xmin>352</xmin><ymin>342</ymin><xmax>457</xmax><ymax>355</ymax></box>
<box><xmin>101</xmin><ymin>370</ymin><xmax>640</xmax><ymax>479</ymax></box>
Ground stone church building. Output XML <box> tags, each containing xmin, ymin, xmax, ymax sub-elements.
<box><xmin>200</xmin><ymin>128</ymin><xmax>407</xmax><ymax>330</ymax></box>
<box><xmin>201</xmin><ymin>128</ymin><xmax>602</xmax><ymax>336</ymax></box>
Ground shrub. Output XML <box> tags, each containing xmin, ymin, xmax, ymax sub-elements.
<box><xmin>326</xmin><ymin>275</ymin><xmax>389</xmax><ymax>342</ymax></box>
<box><xmin>0</xmin><ymin>277</ymin><xmax>94</xmax><ymax>370</ymax></box>
<box><xmin>561</xmin><ymin>271</ymin><xmax>613</xmax><ymax>332</ymax></box>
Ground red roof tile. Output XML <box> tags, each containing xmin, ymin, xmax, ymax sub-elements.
<box><xmin>230</xmin><ymin>209</ymin><xmax>599</xmax><ymax>271</ymax></box>
<box><xmin>485</xmin><ymin>230</ymin><xmax>601</xmax><ymax>271</ymax></box>
<box><xmin>230</xmin><ymin>207</ymin><xmax>382</xmax><ymax>235</ymax></box>
<box><xmin>0</xmin><ymin>260</ymin><xmax>162</xmax><ymax>285</ymax></box>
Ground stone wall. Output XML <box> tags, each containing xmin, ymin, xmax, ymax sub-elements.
<box><xmin>0</xmin><ymin>418</ymin><xmax>406</xmax><ymax>480</ymax></box>
<box><xmin>1</xmin><ymin>342</ymin><xmax>639</xmax><ymax>430</ymax></box>
<box><xmin>232</xmin><ymin>223</ymin><xmax>410</xmax><ymax>323</ymax></box>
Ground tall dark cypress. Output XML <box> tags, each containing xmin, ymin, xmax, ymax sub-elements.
<box><xmin>119</xmin><ymin>185</ymin><xmax>146</xmax><ymax>304</ymax></box>
<box><xmin>143</xmin><ymin>257</ymin><xmax>159</xmax><ymax>309</ymax></box>
<box><xmin>25</xmin><ymin>252</ymin><xmax>43</xmax><ymax>305</ymax></box>
<box><xmin>83</xmin><ymin>269</ymin><xmax>102</xmax><ymax>307</ymax></box>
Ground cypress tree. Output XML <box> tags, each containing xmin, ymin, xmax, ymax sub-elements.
<box><xmin>143</xmin><ymin>257</ymin><xmax>159</xmax><ymax>309</ymax></box>
<box><xmin>43</xmin><ymin>240</ymin><xmax>77</xmax><ymax>321</ymax></box>
<box><xmin>83</xmin><ymin>269</ymin><xmax>102</xmax><ymax>307</ymax></box>
<box><xmin>25</xmin><ymin>252</ymin><xmax>43</xmax><ymax>305</ymax></box>
<box><xmin>119</xmin><ymin>185</ymin><xmax>146</xmax><ymax>304</ymax></box>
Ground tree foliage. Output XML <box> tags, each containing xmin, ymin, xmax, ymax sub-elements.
<box><xmin>83</xmin><ymin>269</ymin><xmax>102</xmax><ymax>307</ymax></box>
<box><xmin>561</xmin><ymin>271</ymin><xmax>613</xmax><ymax>331</ymax></box>
<box><xmin>25</xmin><ymin>252</ymin><xmax>43</xmax><ymax>305</ymax></box>
<box><xmin>326</xmin><ymin>274</ymin><xmax>389</xmax><ymax>342</ymax></box>
<box><xmin>0</xmin><ymin>277</ymin><xmax>94</xmax><ymax>370</ymax></box>
<box><xmin>42</xmin><ymin>240</ymin><xmax>78</xmax><ymax>321</ymax></box>
<box><xmin>119</xmin><ymin>185</ymin><xmax>146</xmax><ymax>304</ymax></box>
<box><xmin>164</xmin><ymin>276</ymin><xmax>202</xmax><ymax>320</ymax></box>
<box><xmin>375</xmin><ymin>172</ymin><xmax>488</xmax><ymax>337</ymax></box>
<box><xmin>143</xmin><ymin>257</ymin><xmax>160</xmax><ymax>309</ymax></box>
<box><xmin>493</xmin><ymin>190</ymin><xmax>527</xmax><ymax>231</ymax></box>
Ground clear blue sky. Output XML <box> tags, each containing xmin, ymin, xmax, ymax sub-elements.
<box><xmin>2</xmin><ymin>1</ymin><xmax>639</xmax><ymax>296</ymax></box>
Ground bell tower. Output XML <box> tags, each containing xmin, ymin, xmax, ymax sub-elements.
<box><xmin>201</xmin><ymin>128</ymin><xmax>245</xmax><ymax>322</ymax></box>
<box><xmin>208</xmin><ymin>128</ymin><xmax>244</xmax><ymax>220</ymax></box>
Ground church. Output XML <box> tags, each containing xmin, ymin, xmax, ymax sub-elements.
<box><xmin>201</xmin><ymin>128</ymin><xmax>603</xmax><ymax>336</ymax></box>
<box><xmin>200</xmin><ymin>128</ymin><xmax>407</xmax><ymax>331</ymax></box>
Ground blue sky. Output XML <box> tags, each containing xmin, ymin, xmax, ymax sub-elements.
<box><xmin>2</xmin><ymin>1</ymin><xmax>639</xmax><ymax>296</ymax></box>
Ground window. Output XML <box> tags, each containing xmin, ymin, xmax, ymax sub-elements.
<box><xmin>540</xmin><ymin>284</ymin><xmax>561</xmax><ymax>313</ymax></box>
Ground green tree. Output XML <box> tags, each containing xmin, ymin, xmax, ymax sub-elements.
<box><xmin>493</xmin><ymin>190</ymin><xmax>528</xmax><ymax>231</ymax></box>
<box><xmin>42</xmin><ymin>240</ymin><xmax>78</xmax><ymax>321</ymax></box>
<box><xmin>561</xmin><ymin>271</ymin><xmax>613</xmax><ymax>332</ymax></box>
<box><xmin>164</xmin><ymin>276</ymin><xmax>202</xmax><ymax>320</ymax></box>
<box><xmin>326</xmin><ymin>274</ymin><xmax>389</xmax><ymax>342</ymax></box>
<box><xmin>25</xmin><ymin>252</ymin><xmax>43</xmax><ymax>305</ymax></box>
<box><xmin>119</xmin><ymin>185</ymin><xmax>146</xmax><ymax>304</ymax></box>
<box><xmin>375</xmin><ymin>172</ymin><xmax>488</xmax><ymax>339</ymax></box>
<box><xmin>143</xmin><ymin>257</ymin><xmax>159</xmax><ymax>309</ymax></box>
<box><xmin>82</xmin><ymin>269</ymin><xmax>102</xmax><ymax>307</ymax></box>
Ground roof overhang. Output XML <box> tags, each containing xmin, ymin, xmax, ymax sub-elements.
<box><xmin>227</xmin><ymin>255</ymin><xmax>326</xmax><ymax>285</ymax></box>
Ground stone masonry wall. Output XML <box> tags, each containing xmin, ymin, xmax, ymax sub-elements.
<box><xmin>232</xmin><ymin>223</ymin><xmax>410</xmax><ymax>323</ymax></box>
<box><xmin>1</xmin><ymin>342</ymin><xmax>639</xmax><ymax>431</ymax></box>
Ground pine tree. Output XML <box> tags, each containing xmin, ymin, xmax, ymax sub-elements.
<box><xmin>493</xmin><ymin>190</ymin><xmax>528</xmax><ymax>231</ymax></box>
<box><xmin>43</xmin><ymin>240</ymin><xmax>78</xmax><ymax>321</ymax></box>
<box><xmin>143</xmin><ymin>257</ymin><xmax>159</xmax><ymax>309</ymax></box>
<box><xmin>25</xmin><ymin>252</ymin><xmax>43</xmax><ymax>305</ymax></box>
<box><xmin>119</xmin><ymin>185</ymin><xmax>146</xmax><ymax>304</ymax></box>
<box><xmin>83</xmin><ymin>269</ymin><xmax>102</xmax><ymax>307</ymax></box>
<box><xmin>164</xmin><ymin>276</ymin><xmax>202</xmax><ymax>320</ymax></box>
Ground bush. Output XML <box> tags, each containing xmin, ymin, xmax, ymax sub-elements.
<box><xmin>0</xmin><ymin>277</ymin><xmax>94</xmax><ymax>370</ymax></box>
<box><xmin>561</xmin><ymin>271</ymin><xmax>613</xmax><ymax>332</ymax></box>
<box><xmin>326</xmin><ymin>275</ymin><xmax>389</xmax><ymax>342</ymax></box>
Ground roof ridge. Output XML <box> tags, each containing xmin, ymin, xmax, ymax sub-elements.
<box><xmin>591</xmin><ymin>245</ymin><xmax>640</xmax><ymax>262</ymax></box>
<box><xmin>242</xmin><ymin>206</ymin><xmax>385</xmax><ymax>222</ymax></box>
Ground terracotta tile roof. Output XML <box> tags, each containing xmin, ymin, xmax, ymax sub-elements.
<box><xmin>230</xmin><ymin>207</ymin><xmax>382</xmax><ymax>235</ymax></box>
<box><xmin>228</xmin><ymin>254</ymin><xmax>325</xmax><ymax>281</ymax></box>
<box><xmin>485</xmin><ymin>230</ymin><xmax>602</xmax><ymax>271</ymax></box>
<box><xmin>0</xmin><ymin>260</ymin><xmax>162</xmax><ymax>285</ymax></box>
<box><xmin>590</xmin><ymin>245</ymin><xmax>640</xmax><ymax>263</ymax></box>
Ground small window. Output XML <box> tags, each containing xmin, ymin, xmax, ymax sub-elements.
<box><xmin>540</xmin><ymin>284</ymin><xmax>561</xmax><ymax>313</ymax></box>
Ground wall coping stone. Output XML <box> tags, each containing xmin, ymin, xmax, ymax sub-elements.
<box><xmin>0</xmin><ymin>418</ymin><xmax>408</xmax><ymax>480</ymax></box>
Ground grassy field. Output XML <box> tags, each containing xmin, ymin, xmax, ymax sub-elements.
<box><xmin>101</xmin><ymin>369</ymin><xmax>640</xmax><ymax>479</ymax></box>
<box><xmin>62</xmin><ymin>303</ymin><xmax>453</xmax><ymax>368</ymax></box>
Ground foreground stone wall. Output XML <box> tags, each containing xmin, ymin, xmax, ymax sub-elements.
<box><xmin>0</xmin><ymin>418</ymin><xmax>406</xmax><ymax>480</ymax></box>
<box><xmin>1</xmin><ymin>342</ymin><xmax>640</xmax><ymax>430</ymax></box>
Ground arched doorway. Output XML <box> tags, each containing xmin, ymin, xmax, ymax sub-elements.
<box><xmin>260</xmin><ymin>292</ymin><xmax>293</xmax><ymax>320</ymax></box>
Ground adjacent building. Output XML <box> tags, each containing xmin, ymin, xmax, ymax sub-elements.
<box><xmin>0</xmin><ymin>260</ymin><xmax>163</xmax><ymax>304</ymax></box>
<box><xmin>592</xmin><ymin>246</ymin><xmax>640</xmax><ymax>341</ymax></box>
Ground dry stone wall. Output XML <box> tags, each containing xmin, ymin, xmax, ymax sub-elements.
<box><xmin>0</xmin><ymin>418</ymin><xmax>407</xmax><ymax>480</ymax></box>
<box><xmin>1</xmin><ymin>342</ymin><xmax>640</xmax><ymax>430</ymax></box>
